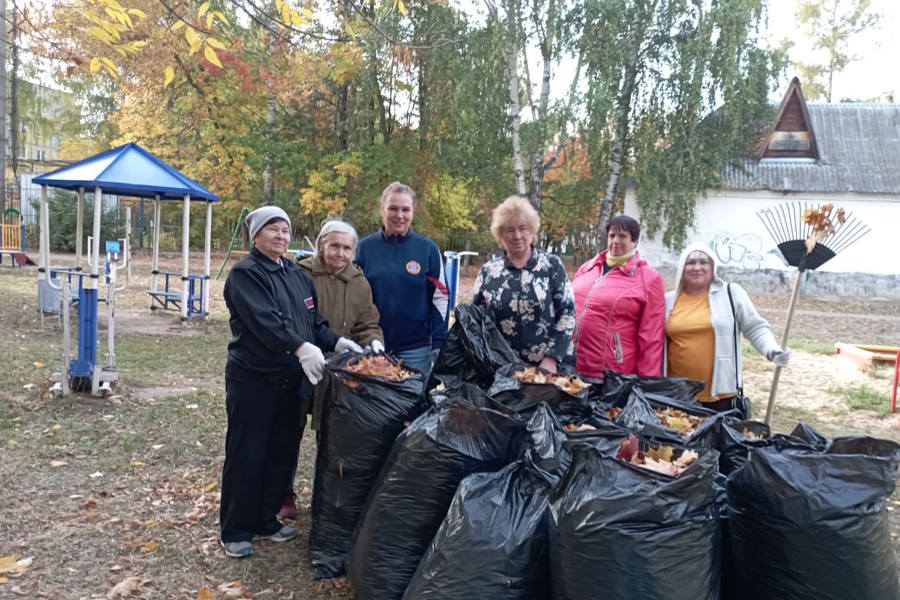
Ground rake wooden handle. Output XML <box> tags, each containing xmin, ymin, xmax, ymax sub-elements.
<box><xmin>764</xmin><ymin>269</ymin><xmax>804</xmax><ymax>425</ymax></box>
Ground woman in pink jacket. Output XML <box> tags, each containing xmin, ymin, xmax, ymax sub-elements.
<box><xmin>571</xmin><ymin>215</ymin><xmax>665</xmax><ymax>379</ymax></box>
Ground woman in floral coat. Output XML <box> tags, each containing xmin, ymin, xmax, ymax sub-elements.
<box><xmin>472</xmin><ymin>195</ymin><xmax>575</xmax><ymax>372</ymax></box>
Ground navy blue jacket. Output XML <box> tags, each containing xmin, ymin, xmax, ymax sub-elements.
<box><xmin>224</xmin><ymin>248</ymin><xmax>339</xmax><ymax>377</ymax></box>
<box><xmin>356</xmin><ymin>229</ymin><xmax>448</xmax><ymax>352</ymax></box>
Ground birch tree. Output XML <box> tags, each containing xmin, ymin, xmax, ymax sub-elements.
<box><xmin>569</xmin><ymin>0</ymin><xmax>783</xmax><ymax>248</ymax></box>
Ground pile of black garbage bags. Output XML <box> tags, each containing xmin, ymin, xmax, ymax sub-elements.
<box><xmin>309</xmin><ymin>305</ymin><xmax>900</xmax><ymax>600</ymax></box>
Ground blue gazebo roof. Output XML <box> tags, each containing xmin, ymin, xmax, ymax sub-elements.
<box><xmin>32</xmin><ymin>142</ymin><xmax>219</xmax><ymax>202</ymax></box>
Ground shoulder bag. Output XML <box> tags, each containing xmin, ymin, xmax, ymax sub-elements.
<box><xmin>726</xmin><ymin>283</ymin><xmax>752</xmax><ymax>419</ymax></box>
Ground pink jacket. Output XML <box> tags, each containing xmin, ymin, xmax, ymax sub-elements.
<box><xmin>572</xmin><ymin>250</ymin><xmax>665</xmax><ymax>378</ymax></box>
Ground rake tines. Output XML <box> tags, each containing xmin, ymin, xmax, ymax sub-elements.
<box><xmin>756</xmin><ymin>201</ymin><xmax>871</xmax><ymax>271</ymax></box>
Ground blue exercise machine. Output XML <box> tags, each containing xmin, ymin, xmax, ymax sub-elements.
<box><xmin>443</xmin><ymin>250</ymin><xmax>479</xmax><ymax>323</ymax></box>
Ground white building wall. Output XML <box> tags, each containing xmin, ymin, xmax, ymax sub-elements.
<box><xmin>625</xmin><ymin>189</ymin><xmax>900</xmax><ymax>276</ymax></box>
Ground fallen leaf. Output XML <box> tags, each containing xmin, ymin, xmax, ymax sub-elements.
<box><xmin>140</xmin><ymin>541</ymin><xmax>158</xmax><ymax>553</ymax></box>
<box><xmin>107</xmin><ymin>576</ymin><xmax>149</xmax><ymax>598</ymax></box>
<box><xmin>34</xmin><ymin>361</ymin><xmax>46</xmax><ymax>368</ymax></box>
<box><xmin>196</xmin><ymin>588</ymin><xmax>214</xmax><ymax>600</ymax></box>
<box><xmin>0</xmin><ymin>555</ymin><xmax>32</xmax><ymax>576</ymax></box>
<box><xmin>7</xmin><ymin>440</ymin><xmax>17</xmax><ymax>446</ymax></box>
<box><xmin>51</xmin><ymin>424</ymin><xmax>62</xmax><ymax>431</ymax></box>
<box><xmin>218</xmin><ymin>581</ymin><xmax>245</xmax><ymax>598</ymax></box>
<box><xmin>130</xmin><ymin>460</ymin><xmax>146</xmax><ymax>467</ymax></box>
<box><xmin>204</xmin><ymin>482</ymin><xmax>217</xmax><ymax>492</ymax></box>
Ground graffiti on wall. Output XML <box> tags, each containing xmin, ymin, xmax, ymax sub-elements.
<box><xmin>710</xmin><ymin>232</ymin><xmax>765</xmax><ymax>269</ymax></box>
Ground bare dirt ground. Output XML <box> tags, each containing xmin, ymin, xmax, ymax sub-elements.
<box><xmin>0</xmin><ymin>253</ymin><xmax>898</xmax><ymax>599</ymax></box>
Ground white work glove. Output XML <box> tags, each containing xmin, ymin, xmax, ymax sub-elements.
<box><xmin>296</xmin><ymin>342</ymin><xmax>326</xmax><ymax>385</ymax></box>
<box><xmin>335</xmin><ymin>337</ymin><xmax>363</xmax><ymax>354</ymax></box>
<box><xmin>767</xmin><ymin>348</ymin><xmax>791</xmax><ymax>367</ymax></box>
<box><xmin>369</xmin><ymin>339</ymin><xmax>385</xmax><ymax>354</ymax></box>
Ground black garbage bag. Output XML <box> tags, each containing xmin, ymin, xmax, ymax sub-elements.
<box><xmin>551</xmin><ymin>442</ymin><xmax>722</xmax><ymax>600</ymax></box>
<box><xmin>431</xmin><ymin>304</ymin><xmax>519</xmax><ymax>389</ymax></box>
<box><xmin>787</xmin><ymin>421</ymin><xmax>830</xmax><ymax>451</ymax></box>
<box><xmin>558</xmin><ymin>413</ymin><xmax>632</xmax><ymax>457</ymax></box>
<box><xmin>599</xmin><ymin>370</ymin><xmax>705</xmax><ymax>407</ymax></box>
<box><xmin>403</xmin><ymin>405</ymin><xmax>567</xmax><ymax>600</ymax></box>
<box><xmin>727</xmin><ymin>435</ymin><xmax>900</xmax><ymax>600</ymax></box>
<box><xmin>309</xmin><ymin>353</ymin><xmax>427</xmax><ymax>579</ymax></box>
<box><xmin>347</xmin><ymin>400</ymin><xmax>526</xmax><ymax>600</ymax></box>
<box><xmin>690</xmin><ymin>419</ymin><xmax>772</xmax><ymax>475</ymax></box>
<box><xmin>523</xmin><ymin>403</ymin><xmax>570</xmax><ymax>481</ymax></box>
<box><xmin>488</xmin><ymin>363</ymin><xmax>592</xmax><ymax>422</ymax></box>
<box><xmin>615</xmin><ymin>388</ymin><xmax>722</xmax><ymax>446</ymax></box>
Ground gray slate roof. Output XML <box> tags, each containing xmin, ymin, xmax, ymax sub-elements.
<box><xmin>721</xmin><ymin>104</ymin><xmax>900</xmax><ymax>194</ymax></box>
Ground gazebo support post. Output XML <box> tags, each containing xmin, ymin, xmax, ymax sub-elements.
<box><xmin>181</xmin><ymin>194</ymin><xmax>190</xmax><ymax>320</ymax></box>
<box><xmin>203</xmin><ymin>201</ymin><xmax>212</xmax><ymax>317</ymax></box>
<box><xmin>150</xmin><ymin>195</ymin><xmax>161</xmax><ymax>295</ymax></box>
<box><xmin>75</xmin><ymin>187</ymin><xmax>84</xmax><ymax>270</ymax></box>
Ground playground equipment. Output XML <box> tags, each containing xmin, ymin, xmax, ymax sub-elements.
<box><xmin>33</xmin><ymin>142</ymin><xmax>218</xmax><ymax>396</ymax></box>
<box><xmin>443</xmin><ymin>250</ymin><xmax>479</xmax><ymax>323</ymax></box>
<box><xmin>39</xmin><ymin>207</ymin><xmax>132</xmax><ymax>330</ymax></box>
<box><xmin>0</xmin><ymin>207</ymin><xmax>33</xmax><ymax>266</ymax></box>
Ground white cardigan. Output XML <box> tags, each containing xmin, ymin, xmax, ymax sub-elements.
<box><xmin>664</xmin><ymin>242</ymin><xmax>780</xmax><ymax>396</ymax></box>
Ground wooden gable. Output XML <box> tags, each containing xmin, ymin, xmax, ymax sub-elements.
<box><xmin>759</xmin><ymin>77</ymin><xmax>819</xmax><ymax>160</ymax></box>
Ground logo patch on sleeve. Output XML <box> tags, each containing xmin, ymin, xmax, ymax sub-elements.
<box><xmin>304</xmin><ymin>296</ymin><xmax>315</xmax><ymax>310</ymax></box>
<box><xmin>405</xmin><ymin>260</ymin><xmax>422</xmax><ymax>275</ymax></box>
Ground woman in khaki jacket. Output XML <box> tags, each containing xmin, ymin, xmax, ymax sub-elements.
<box><xmin>276</xmin><ymin>220</ymin><xmax>383</xmax><ymax>519</ymax></box>
<box><xmin>299</xmin><ymin>220</ymin><xmax>384</xmax><ymax>355</ymax></box>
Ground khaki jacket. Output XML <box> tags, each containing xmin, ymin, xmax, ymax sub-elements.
<box><xmin>299</xmin><ymin>255</ymin><xmax>384</xmax><ymax>429</ymax></box>
<box><xmin>298</xmin><ymin>255</ymin><xmax>383</xmax><ymax>345</ymax></box>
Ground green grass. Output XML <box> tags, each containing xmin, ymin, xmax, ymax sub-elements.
<box><xmin>788</xmin><ymin>339</ymin><xmax>835</xmax><ymax>355</ymax></box>
<box><xmin>116</xmin><ymin>329</ymin><xmax>229</xmax><ymax>387</ymax></box>
<box><xmin>827</xmin><ymin>385</ymin><xmax>890</xmax><ymax>415</ymax></box>
<box><xmin>742</xmin><ymin>338</ymin><xmax>835</xmax><ymax>357</ymax></box>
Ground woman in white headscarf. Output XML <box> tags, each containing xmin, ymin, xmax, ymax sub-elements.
<box><xmin>664</xmin><ymin>241</ymin><xmax>790</xmax><ymax>413</ymax></box>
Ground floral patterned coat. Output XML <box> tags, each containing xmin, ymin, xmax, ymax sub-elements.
<box><xmin>472</xmin><ymin>248</ymin><xmax>575</xmax><ymax>364</ymax></box>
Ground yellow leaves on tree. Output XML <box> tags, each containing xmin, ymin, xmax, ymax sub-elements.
<box><xmin>330</xmin><ymin>44</ymin><xmax>365</xmax><ymax>85</ymax></box>
<box><xmin>276</xmin><ymin>0</ymin><xmax>314</xmax><ymax>29</ymax></box>
<box><xmin>81</xmin><ymin>0</ymin><xmax>151</xmax><ymax>79</ymax></box>
<box><xmin>301</xmin><ymin>157</ymin><xmax>365</xmax><ymax>216</ymax></box>
<box><xmin>75</xmin><ymin>0</ymin><xmax>229</xmax><ymax>86</ymax></box>
<box><xmin>424</xmin><ymin>174</ymin><xmax>478</xmax><ymax>233</ymax></box>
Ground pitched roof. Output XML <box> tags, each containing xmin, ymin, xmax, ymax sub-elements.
<box><xmin>721</xmin><ymin>103</ymin><xmax>900</xmax><ymax>194</ymax></box>
<box><xmin>32</xmin><ymin>142</ymin><xmax>219</xmax><ymax>201</ymax></box>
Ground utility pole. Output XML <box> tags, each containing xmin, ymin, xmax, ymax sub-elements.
<box><xmin>1</xmin><ymin>0</ymin><xmax>8</xmax><ymax>214</ymax></box>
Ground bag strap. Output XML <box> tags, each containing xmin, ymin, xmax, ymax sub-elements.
<box><xmin>726</xmin><ymin>283</ymin><xmax>744</xmax><ymax>395</ymax></box>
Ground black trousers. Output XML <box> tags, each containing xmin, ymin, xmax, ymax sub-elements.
<box><xmin>220</xmin><ymin>371</ymin><xmax>307</xmax><ymax>542</ymax></box>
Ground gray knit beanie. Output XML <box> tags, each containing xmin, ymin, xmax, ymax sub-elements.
<box><xmin>246</xmin><ymin>206</ymin><xmax>292</xmax><ymax>242</ymax></box>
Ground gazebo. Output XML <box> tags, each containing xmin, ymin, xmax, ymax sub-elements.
<box><xmin>33</xmin><ymin>142</ymin><xmax>218</xmax><ymax>395</ymax></box>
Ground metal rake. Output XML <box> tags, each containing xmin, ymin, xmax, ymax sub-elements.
<box><xmin>756</xmin><ymin>202</ymin><xmax>871</xmax><ymax>424</ymax></box>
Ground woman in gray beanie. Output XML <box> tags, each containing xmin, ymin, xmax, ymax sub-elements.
<box><xmin>219</xmin><ymin>206</ymin><xmax>362</xmax><ymax>558</ymax></box>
